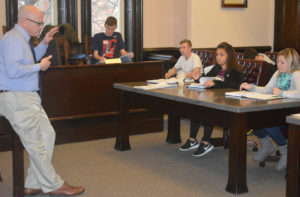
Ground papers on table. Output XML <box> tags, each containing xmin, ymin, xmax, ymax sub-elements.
<box><xmin>134</xmin><ymin>83</ymin><xmax>173</xmax><ymax>90</ymax></box>
<box><xmin>147</xmin><ymin>77</ymin><xmax>194</xmax><ymax>84</ymax></box>
<box><xmin>225</xmin><ymin>91</ymin><xmax>283</xmax><ymax>100</ymax></box>
<box><xmin>186</xmin><ymin>77</ymin><xmax>223</xmax><ymax>90</ymax></box>
<box><xmin>199</xmin><ymin>77</ymin><xmax>223</xmax><ymax>84</ymax></box>
<box><xmin>184</xmin><ymin>78</ymin><xmax>194</xmax><ymax>83</ymax></box>
<box><xmin>147</xmin><ymin>77</ymin><xmax>178</xmax><ymax>84</ymax></box>
<box><xmin>136</xmin><ymin>77</ymin><xmax>194</xmax><ymax>90</ymax></box>
<box><xmin>187</xmin><ymin>83</ymin><xmax>205</xmax><ymax>89</ymax></box>
<box><xmin>104</xmin><ymin>58</ymin><xmax>122</xmax><ymax>64</ymax></box>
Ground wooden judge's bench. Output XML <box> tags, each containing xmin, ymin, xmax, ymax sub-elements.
<box><xmin>0</xmin><ymin>61</ymin><xmax>164</xmax><ymax>197</ymax></box>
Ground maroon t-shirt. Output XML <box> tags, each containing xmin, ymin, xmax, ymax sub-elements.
<box><xmin>216</xmin><ymin>69</ymin><xmax>226</xmax><ymax>80</ymax></box>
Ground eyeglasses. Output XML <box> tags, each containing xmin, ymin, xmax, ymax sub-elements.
<box><xmin>26</xmin><ymin>18</ymin><xmax>44</xmax><ymax>26</ymax></box>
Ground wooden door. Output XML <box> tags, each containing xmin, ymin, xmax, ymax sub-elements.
<box><xmin>274</xmin><ymin>0</ymin><xmax>300</xmax><ymax>52</ymax></box>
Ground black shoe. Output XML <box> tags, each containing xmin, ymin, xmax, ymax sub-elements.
<box><xmin>193</xmin><ymin>142</ymin><xmax>214</xmax><ymax>157</ymax></box>
<box><xmin>179</xmin><ymin>139</ymin><xmax>199</xmax><ymax>151</ymax></box>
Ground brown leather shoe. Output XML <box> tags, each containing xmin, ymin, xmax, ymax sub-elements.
<box><xmin>50</xmin><ymin>183</ymin><xmax>85</xmax><ymax>196</ymax></box>
<box><xmin>24</xmin><ymin>188</ymin><xmax>43</xmax><ymax>195</ymax></box>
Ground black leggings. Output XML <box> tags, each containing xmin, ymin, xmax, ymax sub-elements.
<box><xmin>190</xmin><ymin>120</ymin><xmax>214</xmax><ymax>142</ymax></box>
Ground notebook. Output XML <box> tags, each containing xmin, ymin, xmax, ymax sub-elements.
<box><xmin>225</xmin><ymin>91</ymin><xmax>283</xmax><ymax>100</ymax></box>
<box><xmin>147</xmin><ymin>78</ymin><xmax>194</xmax><ymax>84</ymax></box>
<box><xmin>187</xmin><ymin>83</ymin><xmax>205</xmax><ymax>89</ymax></box>
<box><xmin>134</xmin><ymin>83</ymin><xmax>173</xmax><ymax>90</ymax></box>
<box><xmin>104</xmin><ymin>58</ymin><xmax>122</xmax><ymax>64</ymax></box>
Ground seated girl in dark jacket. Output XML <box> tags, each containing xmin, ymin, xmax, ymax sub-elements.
<box><xmin>179</xmin><ymin>42</ymin><xmax>243</xmax><ymax>157</ymax></box>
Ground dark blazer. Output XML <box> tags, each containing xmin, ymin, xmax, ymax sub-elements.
<box><xmin>198</xmin><ymin>64</ymin><xmax>242</xmax><ymax>89</ymax></box>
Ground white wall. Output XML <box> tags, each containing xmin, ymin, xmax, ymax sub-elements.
<box><xmin>143</xmin><ymin>0</ymin><xmax>188</xmax><ymax>48</ymax></box>
<box><xmin>77</xmin><ymin>0</ymin><xmax>81</xmax><ymax>42</ymax></box>
<box><xmin>1</xmin><ymin>0</ymin><xmax>275</xmax><ymax>50</ymax></box>
<box><xmin>144</xmin><ymin>0</ymin><xmax>275</xmax><ymax>49</ymax></box>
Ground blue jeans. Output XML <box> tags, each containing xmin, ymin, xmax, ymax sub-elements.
<box><xmin>253</xmin><ymin>126</ymin><xmax>287</xmax><ymax>146</ymax></box>
<box><xmin>120</xmin><ymin>55</ymin><xmax>132</xmax><ymax>63</ymax></box>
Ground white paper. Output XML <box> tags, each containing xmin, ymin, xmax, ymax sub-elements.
<box><xmin>147</xmin><ymin>77</ymin><xmax>178</xmax><ymax>84</ymax></box>
<box><xmin>187</xmin><ymin>83</ymin><xmax>206</xmax><ymax>89</ymax></box>
<box><xmin>225</xmin><ymin>91</ymin><xmax>282</xmax><ymax>100</ymax></box>
<box><xmin>134</xmin><ymin>83</ymin><xmax>173</xmax><ymax>90</ymax></box>
<box><xmin>199</xmin><ymin>77</ymin><xmax>223</xmax><ymax>84</ymax></box>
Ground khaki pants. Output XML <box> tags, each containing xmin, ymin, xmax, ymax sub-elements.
<box><xmin>0</xmin><ymin>91</ymin><xmax>63</xmax><ymax>192</ymax></box>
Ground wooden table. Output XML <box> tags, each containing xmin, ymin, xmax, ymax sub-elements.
<box><xmin>286</xmin><ymin>114</ymin><xmax>300</xmax><ymax>197</ymax></box>
<box><xmin>114</xmin><ymin>82</ymin><xmax>300</xmax><ymax>194</ymax></box>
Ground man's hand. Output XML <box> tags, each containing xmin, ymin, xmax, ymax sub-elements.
<box><xmin>40</xmin><ymin>55</ymin><xmax>52</xmax><ymax>71</ymax></box>
<box><xmin>42</xmin><ymin>26</ymin><xmax>59</xmax><ymax>45</ymax></box>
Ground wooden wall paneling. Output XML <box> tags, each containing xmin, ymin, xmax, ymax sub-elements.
<box><xmin>274</xmin><ymin>0</ymin><xmax>300</xmax><ymax>52</ymax></box>
<box><xmin>40</xmin><ymin>61</ymin><xmax>164</xmax><ymax>145</ymax></box>
<box><xmin>0</xmin><ymin>61</ymin><xmax>164</xmax><ymax>149</ymax></box>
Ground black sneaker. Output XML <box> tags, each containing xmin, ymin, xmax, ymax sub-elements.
<box><xmin>193</xmin><ymin>142</ymin><xmax>214</xmax><ymax>157</ymax></box>
<box><xmin>179</xmin><ymin>139</ymin><xmax>199</xmax><ymax>151</ymax></box>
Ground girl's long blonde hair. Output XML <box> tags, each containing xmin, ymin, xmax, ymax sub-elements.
<box><xmin>277</xmin><ymin>48</ymin><xmax>300</xmax><ymax>73</ymax></box>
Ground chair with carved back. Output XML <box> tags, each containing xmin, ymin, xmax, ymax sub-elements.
<box><xmin>192</xmin><ymin>50</ymin><xmax>216</xmax><ymax>66</ymax></box>
<box><xmin>55</xmin><ymin>36</ymin><xmax>70</xmax><ymax>65</ymax></box>
<box><xmin>192</xmin><ymin>50</ymin><xmax>244</xmax><ymax>67</ymax></box>
<box><xmin>84</xmin><ymin>35</ymin><xmax>93</xmax><ymax>63</ymax></box>
<box><xmin>265</xmin><ymin>51</ymin><xmax>278</xmax><ymax>64</ymax></box>
<box><xmin>238</xmin><ymin>59</ymin><xmax>269</xmax><ymax>86</ymax></box>
<box><xmin>235</xmin><ymin>52</ymin><xmax>244</xmax><ymax>59</ymax></box>
<box><xmin>56</xmin><ymin>35</ymin><xmax>84</xmax><ymax>65</ymax></box>
<box><xmin>2</xmin><ymin>25</ymin><xmax>10</xmax><ymax>35</ymax></box>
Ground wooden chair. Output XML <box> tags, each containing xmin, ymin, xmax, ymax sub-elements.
<box><xmin>192</xmin><ymin>50</ymin><xmax>216</xmax><ymax>66</ymax></box>
<box><xmin>31</xmin><ymin>37</ymin><xmax>40</xmax><ymax>47</ymax></box>
<box><xmin>50</xmin><ymin>36</ymin><xmax>84</xmax><ymax>66</ymax></box>
<box><xmin>68</xmin><ymin>42</ymin><xmax>85</xmax><ymax>65</ymax></box>
<box><xmin>56</xmin><ymin>36</ymin><xmax>70</xmax><ymax>65</ymax></box>
<box><xmin>84</xmin><ymin>35</ymin><xmax>93</xmax><ymax>63</ymax></box>
<box><xmin>265</xmin><ymin>51</ymin><xmax>278</xmax><ymax>63</ymax></box>
<box><xmin>2</xmin><ymin>25</ymin><xmax>9</xmax><ymax>35</ymax></box>
<box><xmin>235</xmin><ymin>52</ymin><xmax>244</xmax><ymax>59</ymax></box>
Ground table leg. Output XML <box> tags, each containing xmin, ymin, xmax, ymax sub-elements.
<box><xmin>12</xmin><ymin>132</ymin><xmax>24</xmax><ymax>197</ymax></box>
<box><xmin>166</xmin><ymin>114</ymin><xmax>181</xmax><ymax>144</ymax></box>
<box><xmin>286</xmin><ymin>124</ymin><xmax>300</xmax><ymax>197</ymax></box>
<box><xmin>226</xmin><ymin>116</ymin><xmax>248</xmax><ymax>194</ymax></box>
<box><xmin>115</xmin><ymin>91</ymin><xmax>131</xmax><ymax>151</ymax></box>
